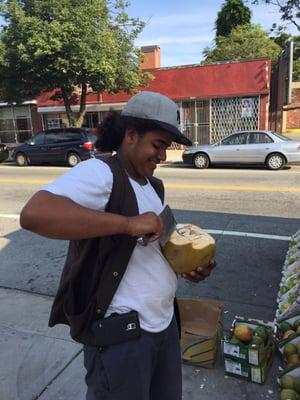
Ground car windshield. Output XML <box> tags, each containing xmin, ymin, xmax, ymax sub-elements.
<box><xmin>271</xmin><ymin>132</ymin><xmax>291</xmax><ymax>141</ymax></box>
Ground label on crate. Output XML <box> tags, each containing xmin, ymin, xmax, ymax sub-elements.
<box><xmin>224</xmin><ymin>342</ymin><xmax>245</xmax><ymax>358</ymax></box>
<box><xmin>225</xmin><ymin>359</ymin><xmax>248</xmax><ymax>377</ymax></box>
<box><xmin>248</xmin><ymin>349</ymin><xmax>259</xmax><ymax>365</ymax></box>
<box><xmin>251</xmin><ymin>367</ymin><xmax>262</xmax><ymax>384</ymax></box>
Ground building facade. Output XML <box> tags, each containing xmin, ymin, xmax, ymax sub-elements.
<box><xmin>270</xmin><ymin>40</ymin><xmax>300</xmax><ymax>136</ymax></box>
<box><xmin>37</xmin><ymin>57</ymin><xmax>271</xmax><ymax>147</ymax></box>
<box><xmin>0</xmin><ymin>46</ymin><xmax>271</xmax><ymax>148</ymax></box>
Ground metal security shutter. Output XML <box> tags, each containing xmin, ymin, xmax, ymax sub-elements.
<box><xmin>211</xmin><ymin>96</ymin><xmax>259</xmax><ymax>143</ymax></box>
<box><xmin>179</xmin><ymin>100</ymin><xmax>210</xmax><ymax>145</ymax></box>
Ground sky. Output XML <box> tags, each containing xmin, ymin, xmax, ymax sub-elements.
<box><xmin>0</xmin><ymin>1</ymin><xmax>298</xmax><ymax>68</ymax></box>
<box><xmin>126</xmin><ymin>0</ymin><xmax>298</xmax><ymax>67</ymax></box>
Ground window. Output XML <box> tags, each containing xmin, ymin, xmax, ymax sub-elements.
<box><xmin>45</xmin><ymin>131</ymin><xmax>64</xmax><ymax>144</ymax></box>
<box><xmin>16</xmin><ymin>118</ymin><xmax>30</xmax><ymax>131</ymax></box>
<box><xmin>29</xmin><ymin>133</ymin><xmax>45</xmax><ymax>145</ymax></box>
<box><xmin>222</xmin><ymin>133</ymin><xmax>247</xmax><ymax>145</ymax></box>
<box><xmin>271</xmin><ymin>132</ymin><xmax>291</xmax><ymax>142</ymax></box>
<box><xmin>45</xmin><ymin>130</ymin><xmax>82</xmax><ymax>144</ymax></box>
<box><xmin>63</xmin><ymin>130</ymin><xmax>82</xmax><ymax>142</ymax></box>
<box><xmin>247</xmin><ymin>133</ymin><xmax>273</xmax><ymax>144</ymax></box>
<box><xmin>46</xmin><ymin>118</ymin><xmax>61</xmax><ymax>129</ymax></box>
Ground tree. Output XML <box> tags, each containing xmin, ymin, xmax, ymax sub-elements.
<box><xmin>250</xmin><ymin>1</ymin><xmax>300</xmax><ymax>31</ymax></box>
<box><xmin>215</xmin><ymin>0</ymin><xmax>252</xmax><ymax>37</ymax></box>
<box><xmin>0</xmin><ymin>0</ymin><xmax>148</xmax><ymax>127</ymax></box>
<box><xmin>202</xmin><ymin>24</ymin><xmax>282</xmax><ymax>64</ymax></box>
<box><xmin>270</xmin><ymin>28</ymin><xmax>300</xmax><ymax>80</ymax></box>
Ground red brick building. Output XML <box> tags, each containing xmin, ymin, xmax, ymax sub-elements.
<box><xmin>269</xmin><ymin>40</ymin><xmax>300</xmax><ymax>137</ymax></box>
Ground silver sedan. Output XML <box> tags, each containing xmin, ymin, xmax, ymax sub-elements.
<box><xmin>182</xmin><ymin>130</ymin><xmax>300</xmax><ymax>170</ymax></box>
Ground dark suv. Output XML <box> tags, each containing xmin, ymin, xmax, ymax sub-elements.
<box><xmin>12</xmin><ymin>128</ymin><xmax>96</xmax><ymax>167</ymax></box>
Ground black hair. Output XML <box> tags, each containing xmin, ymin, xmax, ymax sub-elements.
<box><xmin>95</xmin><ymin>110</ymin><xmax>165</xmax><ymax>152</ymax></box>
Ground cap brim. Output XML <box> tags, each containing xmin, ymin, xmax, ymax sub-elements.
<box><xmin>151</xmin><ymin>119</ymin><xmax>192</xmax><ymax>146</ymax></box>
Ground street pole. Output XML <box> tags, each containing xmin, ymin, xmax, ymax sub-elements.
<box><xmin>288</xmin><ymin>40</ymin><xmax>294</xmax><ymax>104</ymax></box>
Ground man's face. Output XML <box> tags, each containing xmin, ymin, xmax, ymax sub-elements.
<box><xmin>125</xmin><ymin>128</ymin><xmax>174</xmax><ymax>178</ymax></box>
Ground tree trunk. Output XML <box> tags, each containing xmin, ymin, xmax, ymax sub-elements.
<box><xmin>61</xmin><ymin>85</ymin><xmax>87</xmax><ymax>127</ymax></box>
<box><xmin>61</xmin><ymin>88</ymin><xmax>76</xmax><ymax>127</ymax></box>
<box><xmin>76</xmin><ymin>84</ymin><xmax>87</xmax><ymax>127</ymax></box>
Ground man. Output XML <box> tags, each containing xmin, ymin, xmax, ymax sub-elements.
<box><xmin>20</xmin><ymin>91</ymin><xmax>215</xmax><ymax>400</ymax></box>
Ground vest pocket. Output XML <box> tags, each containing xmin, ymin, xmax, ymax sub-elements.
<box><xmin>63</xmin><ymin>282</ymin><xmax>96</xmax><ymax>344</ymax></box>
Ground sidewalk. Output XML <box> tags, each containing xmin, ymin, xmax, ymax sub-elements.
<box><xmin>166</xmin><ymin>149</ymin><xmax>184</xmax><ymax>163</ymax></box>
<box><xmin>0</xmin><ymin>287</ymin><xmax>279</xmax><ymax>400</ymax></box>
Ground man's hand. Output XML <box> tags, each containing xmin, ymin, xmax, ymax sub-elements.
<box><xmin>125</xmin><ymin>212</ymin><xmax>163</xmax><ymax>243</ymax></box>
<box><xmin>181</xmin><ymin>259</ymin><xmax>216</xmax><ymax>283</ymax></box>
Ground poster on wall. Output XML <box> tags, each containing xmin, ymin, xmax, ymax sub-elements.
<box><xmin>241</xmin><ymin>98</ymin><xmax>254</xmax><ymax>118</ymax></box>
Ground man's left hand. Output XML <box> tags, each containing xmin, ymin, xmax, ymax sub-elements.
<box><xmin>181</xmin><ymin>259</ymin><xmax>216</xmax><ymax>283</ymax></box>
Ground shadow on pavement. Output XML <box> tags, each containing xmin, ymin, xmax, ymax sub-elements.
<box><xmin>1</xmin><ymin>209</ymin><xmax>299</xmax><ymax>399</ymax></box>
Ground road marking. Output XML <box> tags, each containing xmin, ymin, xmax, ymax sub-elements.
<box><xmin>0</xmin><ymin>178</ymin><xmax>299</xmax><ymax>193</ymax></box>
<box><xmin>0</xmin><ymin>213</ymin><xmax>19</xmax><ymax>219</ymax></box>
<box><xmin>165</xmin><ymin>183</ymin><xmax>300</xmax><ymax>192</ymax></box>
<box><xmin>0</xmin><ymin>178</ymin><xmax>50</xmax><ymax>184</ymax></box>
<box><xmin>206</xmin><ymin>229</ymin><xmax>291</xmax><ymax>241</ymax></box>
<box><xmin>0</xmin><ymin>213</ymin><xmax>292</xmax><ymax>241</ymax></box>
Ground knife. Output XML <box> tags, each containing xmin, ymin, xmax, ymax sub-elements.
<box><xmin>137</xmin><ymin>205</ymin><xmax>177</xmax><ymax>246</ymax></box>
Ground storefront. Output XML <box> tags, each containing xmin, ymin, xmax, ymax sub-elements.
<box><xmin>38</xmin><ymin>58</ymin><xmax>269</xmax><ymax>147</ymax></box>
<box><xmin>0</xmin><ymin>103</ymin><xmax>33</xmax><ymax>147</ymax></box>
<box><xmin>0</xmin><ymin>55</ymin><xmax>271</xmax><ymax>147</ymax></box>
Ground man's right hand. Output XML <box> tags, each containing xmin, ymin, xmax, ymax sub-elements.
<box><xmin>125</xmin><ymin>212</ymin><xmax>163</xmax><ymax>243</ymax></box>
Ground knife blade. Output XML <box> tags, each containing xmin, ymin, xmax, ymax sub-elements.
<box><xmin>137</xmin><ymin>205</ymin><xmax>177</xmax><ymax>246</ymax></box>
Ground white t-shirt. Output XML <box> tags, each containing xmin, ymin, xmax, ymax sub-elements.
<box><xmin>43</xmin><ymin>158</ymin><xmax>177</xmax><ymax>333</ymax></box>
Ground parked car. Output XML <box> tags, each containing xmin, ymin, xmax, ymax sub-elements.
<box><xmin>182</xmin><ymin>130</ymin><xmax>300</xmax><ymax>170</ymax></box>
<box><xmin>12</xmin><ymin>128</ymin><xmax>97</xmax><ymax>167</ymax></box>
<box><xmin>0</xmin><ymin>143</ymin><xmax>9</xmax><ymax>163</ymax></box>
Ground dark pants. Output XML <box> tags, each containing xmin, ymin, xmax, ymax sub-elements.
<box><xmin>83</xmin><ymin>316</ymin><xmax>182</xmax><ymax>400</ymax></box>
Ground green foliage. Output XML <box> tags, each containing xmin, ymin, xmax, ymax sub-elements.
<box><xmin>270</xmin><ymin>29</ymin><xmax>300</xmax><ymax>80</ymax></box>
<box><xmin>216</xmin><ymin>0</ymin><xmax>252</xmax><ymax>37</ymax></box>
<box><xmin>0</xmin><ymin>0</ymin><xmax>148</xmax><ymax>127</ymax></box>
<box><xmin>250</xmin><ymin>1</ymin><xmax>300</xmax><ymax>31</ymax></box>
<box><xmin>202</xmin><ymin>24</ymin><xmax>282</xmax><ymax>64</ymax></box>
<box><xmin>292</xmin><ymin>36</ymin><xmax>300</xmax><ymax>80</ymax></box>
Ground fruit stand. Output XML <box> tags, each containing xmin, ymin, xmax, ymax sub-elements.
<box><xmin>275</xmin><ymin>230</ymin><xmax>300</xmax><ymax>399</ymax></box>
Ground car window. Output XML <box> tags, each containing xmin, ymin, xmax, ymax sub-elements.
<box><xmin>28</xmin><ymin>133</ymin><xmax>45</xmax><ymax>145</ymax></box>
<box><xmin>271</xmin><ymin>132</ymin><xmax>291</xmax><ymax>141</ymax></box>
<box><xmin>45</xmin><ymin>131</ymin><xmax>65</xmax><ymax>144</ymax></box>
<box><xmin>222</xmin><ymin>133</ymin><xmax>247</xmax><ymax>145</ymax></box>
<box><xmin>63</xmin><ymin>130</ymin><xmax>83</xmax><ymax>142</ymax></box>
<box><xmin>247</xmin><ymin>133</ymin><xmax>273</xmax><ymax>144</ymax></box>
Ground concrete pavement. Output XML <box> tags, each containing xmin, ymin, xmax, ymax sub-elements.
<box><xmin>0</xmin><ymin>287</ymin><xmax>280</xmax><ymax>400</ymax></box>
<box><xmin>166</xmin><ymin>149</ymin><xmax>184</xmax><ymax>163</ymax></box>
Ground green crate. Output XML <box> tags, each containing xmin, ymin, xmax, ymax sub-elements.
<box><xmin>224</xmin><ymin>352</ymin><xmax>273</xmax><ymax>384</ymax></box>
<box><xmin>223</xmin><ymin>317</ymin><xmax>274</xmax><ymax>366</ymax></box>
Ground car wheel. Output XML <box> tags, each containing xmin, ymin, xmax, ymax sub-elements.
<box><xmin>193</xmin><ymin>153</ymin><xmax>210</xmax><ymax>169</ymax></box>
<box><xmin>266</xmin><ymin>153</ymin><xmax>286</xmax><ymax>170</ymax></box>
<box><xmin>15</xmin><ymin>152</ymin><xmax>28</xmax><ymax>166</ymax></box>
<box><xmin>67</xmin><ymin>152</ymin><xmax>81</xmax><ymax>167</ymax></box>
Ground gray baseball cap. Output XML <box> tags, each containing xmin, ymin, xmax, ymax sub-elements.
<box><xmin>121</xmin><ymin>91</ymin><xmax>192</xmax><ymax>146</ymax></box>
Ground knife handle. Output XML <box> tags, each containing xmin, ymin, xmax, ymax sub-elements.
<box><xmin>137</xmin><ymin>235</ymin><xmax>150</xmax><ymax>246</ymax></box>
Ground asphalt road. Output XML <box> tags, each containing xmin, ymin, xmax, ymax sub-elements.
<box><xmin>0</xmin><ymin>162</ymin><xmax>300</xmax><ymax>399</ymax></box>
<box><xmin>1</xmin><ymin>162</ymin><xmax>299</xmax><ymax>322</ymax></box>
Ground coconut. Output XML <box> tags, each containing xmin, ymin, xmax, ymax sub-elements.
<box><xmin>162</xmin><ymin>224</ymin><xmax>215</xmax><ymax>274</ymax></box>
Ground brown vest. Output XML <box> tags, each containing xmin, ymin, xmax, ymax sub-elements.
<box><xmin>48</xmin><ymin>155</ymin><xmax>164</xmax><ymax>345</ymax></box>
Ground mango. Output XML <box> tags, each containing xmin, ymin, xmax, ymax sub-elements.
<box><xmin>233</xmin><ymin>324</ymin><xmax>253</xmax><ymax>343</ymax></box>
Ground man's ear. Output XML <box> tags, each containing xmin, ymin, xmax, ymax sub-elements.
<box><xmin>124</xmin><ymin>128</ymin><xmax>138</xmax><ymax>144</ymax></box>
